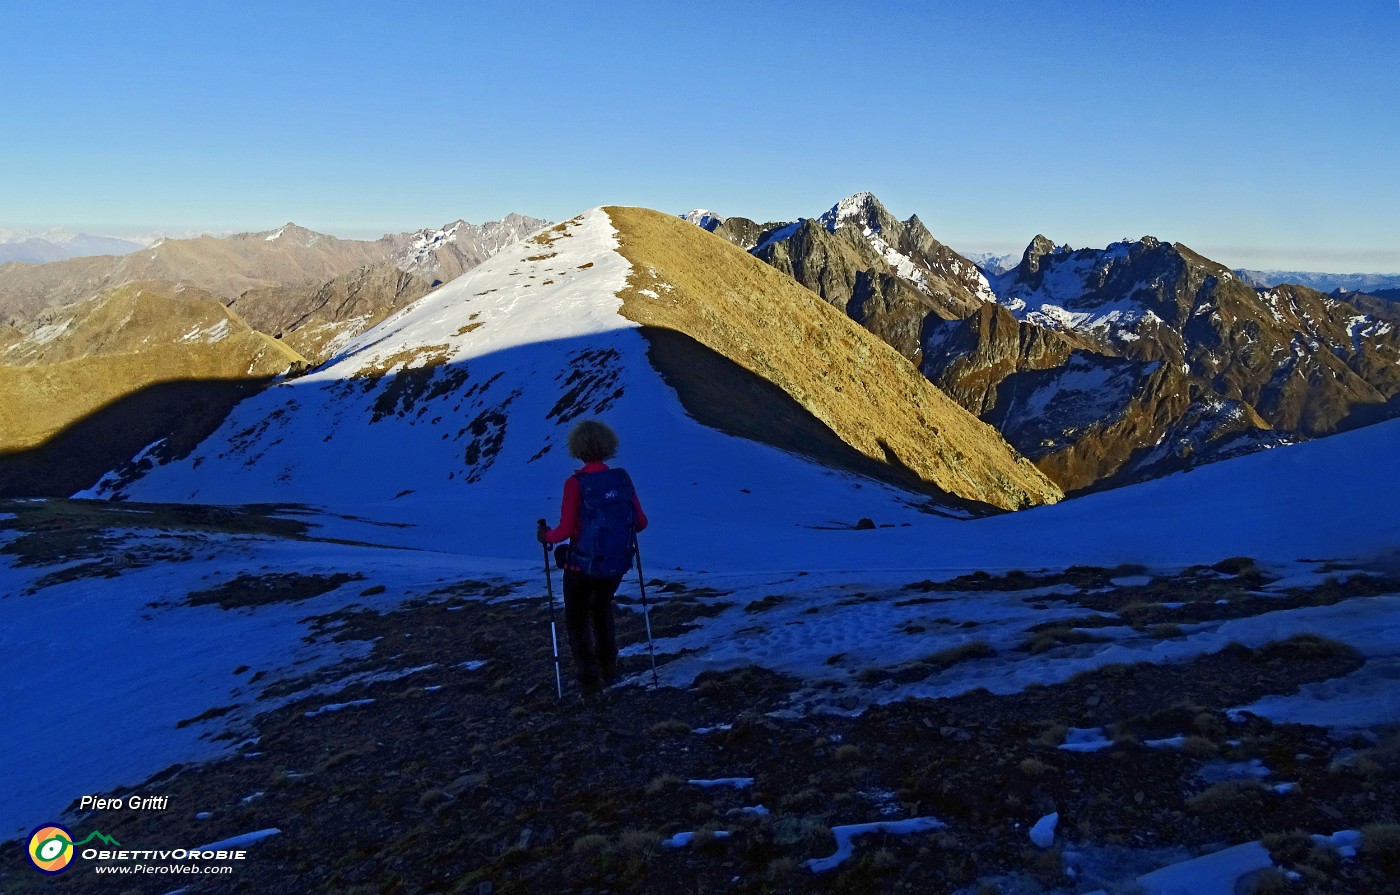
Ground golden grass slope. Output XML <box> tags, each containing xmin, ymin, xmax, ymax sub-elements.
<box><xmin>605</xmin><ymin>206</ymin><xmax>1062</xmax><ymax>511</ymax></box>
<box><xmin>0</xmin><ymin>283</ymin><xmax>305</xmax><ymax>453</ymax></box>
<box><xmin>0</xmin><ymin>226</ymin><xmax>395</xmax><ymax>323</ymax></box>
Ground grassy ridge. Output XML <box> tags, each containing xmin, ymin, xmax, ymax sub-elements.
<box><xmin>605</xmin><ymin>206</ymin><xmax>1062</xmax><ymax>511</ymax></box>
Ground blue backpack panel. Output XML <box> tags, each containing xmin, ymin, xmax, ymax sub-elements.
<box><xmin>572</xmin><ymin>467</ymin><xmax>637</xmax><ymax>579</ymax></box>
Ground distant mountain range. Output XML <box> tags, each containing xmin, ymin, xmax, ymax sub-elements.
<box><xmin>0</xmin><ymin>216</ymin><xmax>549</xmax><ymax>327</ymax></box>
<box><xmin>0</xmin><ymin>229</ymin><xmax>145</xmax><ymax>264</ymax></box>
<box><xmin>1235</xmin><ymin>269</ymin><xmax>1400</xmax><ymax>293</ymax></box>
<box><xmin>0</xmin><ymin>214</ymin><xmax>549</xmax><ymax>495</ymax></box>
<box><xmin>682</xmin><ymin>194</ymin><xmax>1400</xmax><ymax>493</ymax></box>
<box><xmin>959</xmin><ymin>250</ymin><xmax>1021</xmax><ymax>276</ymax></box>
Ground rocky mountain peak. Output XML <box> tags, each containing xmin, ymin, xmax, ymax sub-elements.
<box><xmin>1017</xmin><ymin>235</ymin><xmax>1059</xmax><ymax>277</ymax></box>
<box><xmin>389</xmin><ymin>214</ymin><xmax>551</xmax><ymax>280</ymax></box>
<box><xmin>818</xmin><ymin>191</ymin><xmax>890</xmax><ymax>234</ymax></box>
<box><xmin>229</xmin><ymin>223</ymin><xmax>325</xmax><ymax>246</ymax></box>
<box><xmin>679</xmin><ymin>209</ymin><xmax>724</xmax><ymax>231</ymax></box>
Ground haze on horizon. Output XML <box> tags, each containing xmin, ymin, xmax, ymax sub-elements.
<box><xmin>1</xmin><ymin>0</ymin><xmax>1396</xmax><ymax>273</ymax></box>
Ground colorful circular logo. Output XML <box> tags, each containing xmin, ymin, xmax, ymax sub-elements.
<box><xmin>27</xmin><ymin>823</ymin><xmax>75</xmax><ymax>875</ymax></box>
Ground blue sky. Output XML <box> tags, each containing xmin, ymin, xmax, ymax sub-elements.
<box><xmin>2</xmin><ymin>0</ymin><xmax>1397</xmax><ymax>270</ymax></box>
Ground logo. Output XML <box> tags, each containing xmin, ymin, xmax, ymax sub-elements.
<box><xmin>26</xmin><ymin>825</ymin><xmax>120</xmax><ymax>875</ymax></box>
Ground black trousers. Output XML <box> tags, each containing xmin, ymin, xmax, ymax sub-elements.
<box><xmin>561</xmin><ymin>570</ymin><xmax>622</xmax><ymax>692</ymax></box>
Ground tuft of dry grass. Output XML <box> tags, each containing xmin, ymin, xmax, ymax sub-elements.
<box><xmin>645</xmin><ymin>774</ymin><xmax>683</xmax><ymax>796</ymax></box>
<box><xmin>571</xmin><ymin>833</ymin><xmax>610</xmax><ymax>858</ymax></box>
<box><xmin>1020</xmin><ymin>758</ymin><xmax>1052</xmax><ymax>778</ymax></box>
<box><xmin>417</xmin><ymin>788</ymin><xmax>449</xmax><ymax>810</ymax></box>
<box><xmin>1037</xmin><ymin>723</ymin><xmax>1069</xmax><ymax>748</ymax></box>
<box><xmin>780</xmin><ymin>788</ymin><xmax>825</xmax><ymax>812</ymax></box>
<box><xmin>616</xmin><ymin>828</ymin><xmax>660</xmax><ymax>855</ymax></box>
<box><xmin>1185</xmin><ymin>780</ymin><xmax>1272</xmax><ymax>814</ymax></box>
<box><xmin>1023</xmin><ymin>626</ymin><xmax>1106</xmax><ymax>654</ymax></box>
<box><xmin>648</xmin><ymin>719</ymin><xmax>692</xmax><ymax>737</ymax></box>
<box><xmin>930</xmin><ymin>640</ymin><xmax>996</xmax><ymax>666</ymax></box>
<box><xmin>1361</xmin><ymin>822</ymin><xmax>1400</xmax><ymax>858</ymax></box>
<box><xmin>1260</xmin><ymin>633</ymin><xmax>1357</xmax><ymax>662</ymax></box>
<box><xmin>833</xmin><ymin>744</ymin><xmax>862</xmax><ymax>761</ymax></box>
<box><xmin>766</xmin><ymin>856</ymin><xmax>801</xmax><ymax>879</ymax></box>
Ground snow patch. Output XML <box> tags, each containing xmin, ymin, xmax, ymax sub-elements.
<box><xmin>190</xmin><ymin>828</ymin><xmax>281</xmax><ymax>852</ymax></box>
<box><xmin>1029</xmin><ymin>812</ymin><xmax>1058</xmax><ymax>848</ymax></box>
<box><xmin>1135</xmin><ymin>841</ymin><xmax>1274</xmax><ymax>895</ymax></box>
<box><xmin>805</xmin><ymin>816</ymin><xmax>945</xmax><ymax>873</ymax></box>
<box><xmin>686</xmin><ymin>777</ymin><xmax>753</xmax><ymax>789</ymax></box>
<box><xmin>303</xmin><ymin>697</ymin><xmax>375</xmax><ymax>717</ymax></box>
<box><xmin>1059</xmin><ymin>728</ymin><xmax>1114</xmax><ymax>752</ymax></box>
<box><xmin>661</xmin><ymin>830</ymin><xmax>731</xmax><ymax>848</ymax></box>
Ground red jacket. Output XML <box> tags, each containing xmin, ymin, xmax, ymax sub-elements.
<box><xmin>544</xmin><ymin>462</ymin><xmax>648</xmax><ymax>545</ymax></box>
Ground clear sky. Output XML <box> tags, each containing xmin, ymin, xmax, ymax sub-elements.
<box><xmin>2</xmin><ymin>0</ymin><xmax>1397</xmax><ymax>271</ymax></box>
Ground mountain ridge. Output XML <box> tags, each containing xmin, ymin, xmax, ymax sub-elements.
<box><xmin>685</xmin><ymin>193</ymin><xmax>1400</xmax><ymax>492</ymax></box>
<box><xmin>0</xmin><ymin>215</ymin><xmax>551</xmax><ymax>326</ymax></box>
<box><xmin>93</xmin><ymin>206</ymin><xmax>1060</xmax><ymax>514</ymax></box>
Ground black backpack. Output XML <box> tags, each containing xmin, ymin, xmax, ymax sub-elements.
<box><xmin>570</xmin><ymin>467</ymin><xmax>638</xmax><ymax>579</ymax></box>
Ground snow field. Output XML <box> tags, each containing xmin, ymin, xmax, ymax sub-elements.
<box><xmin>618</xmin><ymin>566</ymin><xmax>1400</xmax><ymax>722</ymax></box>
<box><xmin>0</xmin><ymin>522</ymin><xmax>533</xmax><ymax>838</ymax></box>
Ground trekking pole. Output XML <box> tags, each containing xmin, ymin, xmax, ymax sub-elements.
<box><xmin>634</xmin><ymin>539</ymin><xmax>660</xmax><ymax>689</ymax></box>
<box><xmin>538</xmin><ymin>520</ymin><xmax>563</xmax><ymax>702</ymax></box>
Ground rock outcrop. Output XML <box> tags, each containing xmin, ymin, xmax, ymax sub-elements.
<box><xmin>705</xmin><ymin>193</ymin><xmax>1400</xmax><ymax>493</ymax></box>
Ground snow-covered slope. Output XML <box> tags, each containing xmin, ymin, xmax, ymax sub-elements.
<box><xmin>101</xmin><ymin>209</ymin><xmax>1058</xmax><ymax>555</ymax></box>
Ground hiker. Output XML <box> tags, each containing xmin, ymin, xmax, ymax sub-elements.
<box><xmin>537</xmin><ymin>420</ymin><xmax>648</xmax><ymax>700</ymax></box>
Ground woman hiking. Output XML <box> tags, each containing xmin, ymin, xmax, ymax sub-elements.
<box><xmin>537</xmin><ymin>420</ymin><xmax>648</xmax><ymax>702</ymax></box>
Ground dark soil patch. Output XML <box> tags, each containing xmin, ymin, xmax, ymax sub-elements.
<box><xmin>745</xmin><ymin>594</ymin><xmax>787</xmax><ymax>613</ymax></box>
<box><xmin>857</xmin><ymin>641</ymin><xmax>998</xmax><ymax>687</ymax></box>
<box><xmin>188</xmin><ymin>572</ymin><xmax>364</xmax><ymax>609</ymax></box>
<box><xmin>1063</xmin><ymin>568</ymin><xmax>1400</xmax><ymax>630</ymax></box>
<box><xmin>427</xmin><ymin>578</ymin><xmax>524</xmax><ymax>600</ymax></box>
<box><xmin>0</xmin><ymin>500</ymin><xmax>320</xmax><ymax>594</ymax></box>
<box><xmin>176</xmin><ymin>705</ymin><xmax>237</xmax><ymax>729</ymax></box>
<box><xmin>902</xmin><ymin>564</ymin><xmax>1143</xmax><ymax>594</ymax></box>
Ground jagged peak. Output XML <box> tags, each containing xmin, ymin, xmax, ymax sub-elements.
<box><xmin>679</xmin><ymin>209</ymin><xmax>724</xmax><ymax>231</ymax></box>
<box><xmin>1105</xmin><ymin>235</ymin><xmax>1164</xmax><ymax>254</ymax></box>
<box><xmin>1018</xmin><ymin>235</ymin><xmax>1059</xmax><ymax>276</ymax></box>
<box><xmin>416</xmin><ymin>214</ymin><xmax>548</xmax><ymax>237</ymax></box>
<box><xmin>818</xmin><ymin>191</ymin><xmax>890</xmax><ymax>233</ymax></box>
